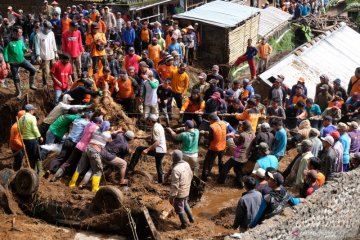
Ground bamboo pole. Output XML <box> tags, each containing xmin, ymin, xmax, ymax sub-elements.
<box><xmin>16</xmin><ymin>116</ymin><xmax>31</xmax><ymax>169</ymax></box>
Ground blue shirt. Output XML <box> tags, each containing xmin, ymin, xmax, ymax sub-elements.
<box><xmin>225</xmin><ymin>121</ymin><xmax>236</xmax><ymax>140</ymax></box>
<box><xmin>244</xmin><ymin>46</ymin><xmax>258</xmax><ymax>60</ymax></box>
<box><xmin>67</xmin><ymin>118</ymin><xmax>89</xmax><ymax>143</ymax></box>
<box><xmin>272</xmin><ymin>128</ymin><xmax>287</xmax><ymax>157</ymax></box>
<box><xmin>305</xmin><ymin>104</ymin><xmax>321</xmax><ymax>118</ymax></box>
<box><xmin>339</xmin><ymin>133</ymin><xmax>350</xmax><ymax>164</ymax></box>
<box><xmin>257</xmin><ymin>155</ymin><xmax>279</xmax><ymax>170</ymax></box>
<box><xmin>122</xmin><ymin>27</ymin><xmax>136</xmax><ymax>45</ymax></box>
<box><xmin>320</xmin><ymin>125</ymin><xmax>337</xmax><ymax>137</ymax></box>
<box><xmin>168</xmin><ymin>42</ymin><xmax>182</xmax><ymax>59</ymax></box>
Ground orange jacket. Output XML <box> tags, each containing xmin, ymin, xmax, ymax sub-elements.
<box><xmin>257</xmin><ymin>43</ymin><xmax>272</xmax><ymax>59</ymax></box>
<box><xmin>148</xmin><ymin>44</ymin><xmax>161</xmax><ymax>64</ymax></box>
<box><xmin>9</xmin><ymin>110</ymin><xmax>26</xmax><ymax>151</ymax></box>
<box><xmin>61</xmin><ymin>18</ymin><xmax>71</xmax><ymax>33</ymax></box>
<box><xmin>235</xmin><ymin>108</ymin><xmax>259</xmax><ymax>133</ymax></box>
<box><xmin>85</xmin><ymin>32</ymin><xmax>106</xmax><ymax>57</ymax></box>
<box><xmin>181</xmin><ymin>98</ymin><xmax>205</xmax><ymax>112</ymax></box>
<box><xmin>115</xmin><ymin>78</ymin><xmax>134</xmax><ymax>100</ymax></box>
<box><xmin>209</xmin><ymin>121</ymin><xmax>227</xmax><ymax>151</ymax></box>
<box><xmin>349</xmin><ymin>76</ymin><xmax>360</xmax><ymax>95</ymax></box>
<box><xmin>157</xmin><ymin>64</ymin><xmax>177</xmax><ymax>81</ymax></box>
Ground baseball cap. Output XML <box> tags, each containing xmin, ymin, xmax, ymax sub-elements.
<box><xmin>139</xmin><ymin>61</ymin><xmax>149</xmax><ymax>68</ymax></box>
<box><xmin>185</xmin><ymin>120</ymin><xmax>194</xmax><ymax>129</ymax></box>
<box><xmin>321</xmin><ymin>135</ymin><xmax>334</xmax><ymax>145</ymax></box>
<box><xmin>252</xmin><ymin>168</ymin><xmax>266</xmax><ymax>179</ymax></box>
<box><xmin>277</xmin><ymin>74</ymin><xmax>285</xmax><ymax>80</ymax></box>
<box><xmin>337</xmin><ymin>122</ymin><xmax>348</xmax><ymax>131</ymax></box>
<box><xmin>198</xmin><ymin>72</ymin><xmax>207</xmax><ymax>79</ymax></box>
<box><xmin>257</xmin><ymin>142</ymin><xmax>270</xmax><ymax>154</ymax></box>
<box><xmin>247</xmin><ymin>99</ymin><xmax>256</xmax><ymax>106</ymax></box>
<box><xmin>347</xmin><ymin>121</ymin><xmax>359</xmax><ymax>129</ymax></box>
<box><xmin>208</xmin><ymin>113</ymin><xmax>219</xmax><ymax>121</ymax></box>
<box><xmin>148</xmin><ymin>114</ymin><xmax>158</xmax><ymax>122</ymax></box>
<box><xmin>301</xmin><ymin>139</ymin><xmax>313</xmax><ymax>148</ymax></box>
<box><xmin>128</xmin><ymin>47</ymin><xmax>135</xmax><ymax>51</ymax></box>
<box><xmin>70</xmin><ymin>21</ymin><xmax>79</xmax><ymax>28</ymax></box>
<box><xmin>225</xmin><ymin>90</ymin><xmax>234</xmax><ymax>97</ymax></box>
<box><xmin>268</xmin><ymin>172</ymin><xmax>284</xmax><ymax>185</ymax></box>
<box><xmin>91</xmin><ymin>22</ymin><xmax>99</xmax><ymax>29</ymax></box>
<box><xmin>243</xmin><ymin>78</ymin><xmax>250</xmax><ymax>84</ymax></box>
<box><xmin>330</xmin><ymin>130</ymin><xmax>340</xmax><ymax>139</ymax></box>
<box><xmin>25</xmin><ymin>104</ymin><xmax>37</xmax><ymax>111</ymax></box>
<box><xmin>260</xmin><ymin>122</ymin><xmax>270</xmax><ymax>130</ymax></box>
<box><xmin>333</xmin><ymin>78</ymin><xmax>341</xmax><ymax>85</ymax></box>
<box><xmin>43</xmin><ymin>21</ymin><xmax>53</xmax><ymax>28</ymax></box>
<box><xmin>322</xmin><ymin>115</ymin><xmax>332</xmax><ymax>122</ymax></box>
<box><xmin>124</xmin><ymin>130</ymin><xmax>135</xmax><ymax>140</ymax></box>
<box><xmin>298</xmin><ymin>77</ymin><xmax>305</xmax><ymax>83</ymax></box>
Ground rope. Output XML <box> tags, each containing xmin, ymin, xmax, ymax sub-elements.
<box><xmin>0</xmin><ymin>150</ymin><xmax>22</xmax><ymax>160</ymax></box>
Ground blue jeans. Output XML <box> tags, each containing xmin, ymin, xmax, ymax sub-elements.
<box><xmin>54</xmin><ymin>89</ymin><xmax>63</xmax><ymax>105</ymax></box>
<box><xmin>10</xmin><ymin>60</ymin><xmax>36</xmax><ymax>84</ymax></box>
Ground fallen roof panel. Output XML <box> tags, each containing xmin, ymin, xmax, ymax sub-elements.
<box><xmin>259</xmin><ymin>6</ymin><xmax>292</xmax><ymax>37</ymax></box>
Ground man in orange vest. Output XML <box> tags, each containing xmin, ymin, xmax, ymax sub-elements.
<box><xmin>114</xmin><ymin>69</ymin><xmax>138</xmax><ymax>114</ymax></box>
<box><xmin>201</xmin><ymin>113</ymin><xmax>227</xmax><ymax>182</ymax></box>
<box><xmin>85</xmin><ymin>22</ymin><xmax>107</xmax><ymax>74</ymax></box>
<box><xmin>96</xmin><ymin>67</ymin><xmax>115</xmax><ymax>94</ymax></box>
<box><xmin>148</xmin><ymin>37</ymin><xmax>161</xmax><ymax>69</ymax></box>
<box><xmin>347</xmin><ymin>67</ymin><xmax>360</xmax><ymax>95</ymax></box>
<box><xmin>157</xmin><ymin>55</ymin><xmax>177</xmax><ymax>82</ymax></box>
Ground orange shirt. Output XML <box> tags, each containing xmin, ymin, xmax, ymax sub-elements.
<box><xmin>96</xmin><ymin>74</ymin><xmax>115</xmax><ymax>94</ymax></box>
<box><xmin>235</xmin><ymin>109</ymin><xmax>259</xmax><ymax>133</ymax></box>
<box><xmin>157</xmin><ymin>64</ymin><xmax>177</xmax><ymax>81</ymax></box>
<box><xmin>292</xmin><ymin>95</ymin><xmax>307</xmax><ymax>105</ymax></box>
<box><xmin>90</xmin><ymin>11</ymin><xmax>100</xmax><ymax>22</ymax></box>
<box><xmin>61</xmin><ymin>18</ymin><xmax>72</xmax><ymax>33</ymax></box>
<box><xmin>171</xmin><ymin>70</ymin><xmax>189</xmax><ymax>95</ymax></box>
<box><xmin>349</xmin><ymin>76</ymin><xmax>360</xmax><ymax>95</ymax></box>
<box><xmin>165</xmin><ymin>34</ymin><xmax>172</xmax><ymax>49</ymax></box>
<box><xmin>209</xmin><ymin>121</ymin><xmax>227</xmax><ymax>151</ymax></box>
<box><xmin>316</xmin><ymin>172</ymin><xmax>325</xmax><ymax>187</ymax></box>
<box><xmin>98</xmin><ymin>20</ymin><xmax>107</xmax><ymax>34</ymax></box>
<box><xmin>10</xmin><ymin>123</ymin><xmax>22</xmax><ymax>151</ymax></box>
<box><xmin>257</xmin><ymin>43</ymin><xmax>272</xmax><ymax>59</ymax></box>
<box><xmin>141</xmin><ymin>28</ymin><xmax>151</xmax><ymax>42</ymax></box>
<box><xmin>85</xmin><ymin>32</ymin><xmax>106</xmax><ymax>57</ymax></box>
<box><xmin>115</xmin><ymin>78</ymin><xmax>134</xmax><ymax>100</ymax></box>
<box><xmin>148</xmin><ymin>44</ymin><xmax>161</xmax><ymax>64</ymax></box>
<box><xmin>181</xmin><ymin>98</ymin><xmax>205</xmax><ymax>113</ymax></box>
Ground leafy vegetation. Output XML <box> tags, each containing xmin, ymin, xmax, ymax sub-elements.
<box><xmin>268</xmin><ymin>29</ymin><xmax>296</xmax><ymax>53</ymax></box>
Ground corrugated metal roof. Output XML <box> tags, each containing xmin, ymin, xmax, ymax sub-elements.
<box><xmin>173</xmin><ymin>0</ymin><xmax>260</xmax><ymax>28</ymax></box>
<box><xmin>259</xmin><ymin>7</ymin><xmax>292</xmax><ymax>37</ymax></box>
<box><xmin>259</xmin><ymin>23</ymin><xmax>360</xmax><ymax>99</ymax></box>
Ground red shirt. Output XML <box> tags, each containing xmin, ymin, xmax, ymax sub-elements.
<box><xmin>51</xmin><ymin>61</ymin><xmax>73</xmax><ymax>90</ymax></box>
<box><xmin>62</xmin><ymin>30</ymin><xmax>83</xmax><ymax>58</ymax></box>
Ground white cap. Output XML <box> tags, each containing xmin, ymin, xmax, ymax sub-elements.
<box><xmin>321</xmin><ymin>136</ymin><xmax>334</xmax><ymax>146</ymax></box>
<box><xmin>252</xmin><ymin>168</ymin><xmax>266</xmax><ymax>179</ymax></box>
<box><xmin>62</xmin><ymin>94</ymin><xmax>74</xmax><ymax>104</ymax></box>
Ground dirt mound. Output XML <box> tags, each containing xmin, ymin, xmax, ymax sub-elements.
<box><xmin>212</xmin><ymin>207</ymin><xmax>236</xmax><ymax>229</ymax></box>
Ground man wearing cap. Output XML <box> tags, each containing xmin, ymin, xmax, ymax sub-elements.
<box><xmin>157</xmin><ymin>55</ymin><xmax>177</xmax><ymax>81</ymax></box>
<box><xmin>235</xmin><ymin>99</ymin><xmax>260</xmax><ymax>133</ymax></box>
<box><xmin>168</xmin><ymin>121</ymin><xmax>200</xmax><ymax>176</ymax></box>
<box><xmin>315</xmin><ymin>84</ymin><xmax>333</xmax><ymax>112</ymax></box>
<box><xmin>322</xmin><ymin>102</ymin><xmax>342</xmax><ymax>124</ymax></box>
<box><xmin>89</xmin><ymin>4</ymin><xmax>100</xmax><ymax>22</ymax></box>
<box><xmin>35</xmin><ymin>20</ymin><xmax>58</xmax><ymax>87</ymax></box>
<box><xmin>142</xmin><ymin>70</ymin><xmax>160</xmax><ymax>119</ymax></box>
<box><xmin>233</xmin><ymin>39</ymin><xmax>258</xmax><ymax>79</ymax></box>
<box><xmin>124</xmin><ymin>47</ymin><xmax>141</xmax><ymax>73</ymax></box>
<box><xmin>18</xmin><ymin>104</ymin><xmax>43</xmax><ymax>169</ymax></box>
<box><xmin>183</xmin><ymin>25</ymin><xmax>196</xmax><ymax>66</ymax></box>
<box><xmin>77</xmin><ymin>14</ymin><xmax>88</xmax><ymax>45</ymax></box>
<box><xmin>347</xmin><ymin>67</ymin><xmax>360</xmax><ymax>96</ymax></box>
<box><xmin>139</xmin><ymin>51</ymin><xmax>155</xmax><ymax>69</ymax></box>
<box><xmin>240</xmin><ymin>79</ymin><xmax>255</xmax><ymax>103</ymax></box>
<box><xmin>320</xmin><ymin>115</ymin><xmax>336</xmax><ymax>137</ymax></box>
<box><xmin>315</xmin><ymin>74</ymin><xmax>334</xmax><ymax>98</ymax></box>
<box><xmin>329</xmin><ymin>131</ymin><xmax>343</xmax><ymax>173</ymax></box>
<box><xmin>96</xmin><ymin>66</ymin><xmax>115</xmax><ymax>94</ymax></box>
<box><xmin>308</xmin><ymin>128</ymin><xmax>322</xmax><ymax>157</ymax></box>
<box><xmin>114</xmin><ymin>69</ymin><xmax>138</xmax><ymax>114</ymax></box>
<box><xmin>10</xmin><ymin>110</ymin><xmax>26</xmax><ymax>171</ymax></box>
<box><xmin>305</xmin><ymin>98</ymin><xmax>321</xmax><ymax>128</ymax></box>
<box><xmin>128</xmin><ymin>114</ymin><xmax>167</xmax><ymax>183</ymax></box>
<box><xmin>251</xmin><ymin>123</ymin><xmax>274</xmax><ymax>159</ymax></box>
<box><xmin>69</xmin><ymin>5</ymin><xmax>79</xmax><ymax>21</ymax></box>
<box><xmin>290</xmin><ymin>139</ymin><xmax>314</xmax><ymax>187</ymax></box>
<box><xmin>257</xmin><ymin>37</ymin><xmax>272</xmax><ymax>74</ymax></box>
<box><xmin>193</xmin><ymin>72</ymin><xmax>209</xmax><ymax>99</ymax></box>
<box><xmin>204</xmin><ymin>91</ymin><xmax>227</xmax><ymax>117</ymax></box>
<box><xmin>102</xmin><ymin>6</ymin><xmax>116</xmax><ymax>38</ymax></box>
<box><xmin>347</xmin><ymin>121</ymin><xmax>360</xmax><ymax>153</ymax></box>
<box><xmin>267</xmin><ymin>98</ymin><xmax>286</xmax><ymax>121</ymax></box>
<box><xmin>290</xmin><ymin>84</ymin><xmax>306</xmax><ymax>105</ymax></box>
<box><xmin>253</xmin><ymin>168</ymin><xmax>272</xmax><ymax>195</ymax></box>
<box><xmin>62</xmin><ymin>21</ymin><xmax>83</xmax><ymax>79</ymax></box>
<box><xmin>85</xmin><ymin>22</ymin><xmax>107</xmax><ymax>75</ymax></box>
<box><xmin>50</xmin><ymin>53</ymin><xmax>73</xmax><ymax>104</ymax></box>
<box><xmin>50</xmin><ymin>1</ymin><xmax>61</xmax><ymax>20</ymax></box>
<box><xmin>232</xmin><ymin>176</ymin><xmax>262</xmax><ymax>230</ymax></box>
<box><xmin>48</xmin><ymin>113</ymin><xmax>90</xmax><ymax>176</ymax></box>
<box><xmin>122</xmin><ymin>21</ymin><xmax>135</xmax><ymax>52</ymax></box>
<box><xmin>285</xmin><ymin>101</ymin><xmax>306</xmax><ymax>129</ymax></box>
<box><xmin>168</xmin><ymin>150</ymin><xmax>194</xmax><ymax>229</ymax></box>
<box><xmin>157</xmin><ymin>78</ymin><xmax>173</xmax><ymax>126</ymax></box>
<box><xmin>61</xmin><ymin>12</ymin><xmax>72</xmax><ymax>33</ymax></box>
<box><xmin>201</xmin><ymin>113</ymin><xmax>227</xmax><ymax>182</ymax></box>
<box><xmin>268</xmin><ymin>78</ymin><xmax>287</xmax><ymax>106</ymax></box>
<box><xmin>337</xmin><ymin>123</ymin><xmax>351</xmax><ymax>171</ymax></box>
<box><xmin>106</xmin><ymin>47</ymin><xmax>121</xmax><ymax>78</ymax></box>
<box><xmin>218</xmin><ymin>120</ymin><xmax>255</xmax><ymax>187</ymax></box>
<box><xmin>320</xmin><ymin>135</ymin><xmax>337</xmax><ymax>181</ymax></box>
<box><xmin>206</xmin><ymin>65</ymin><xmax>224</xmax><ymax>89</ymax></box>
<box><xmin>253</xmin><ymin>142</ymin><xmax>278</xmax><ymax>172</ymax></box>
<box><xmin>115</xmin><ymin>12</ymin><xmax>125</xmax><ymax>33</ymax></box>
<box><xmin>290</xmin><ymin>77</ymin><xmax>307</xmax><ymax>102</ymax></box>
<box><xmin>42</xmin><ymin>0</ymin><xmax>53</xmax><ymax>20</ymax></box>
<box><xmin>4</xmin><ymin>26</ymin><xmax>37</xmax><ymax>98</ymax></box>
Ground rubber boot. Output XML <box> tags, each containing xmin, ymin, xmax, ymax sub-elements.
<box><xmin>14</xmin><ymin>82</ymin><xmax>22</xmax><ymax>99</ymax></box>
<box><xmin>91</xmin><ymin>175</ymin><xmax>101</xmax><ymax>192</ymax></box>
<box><xmin>79</xmin><ymin>169</ymin><xmax>93</xmax><ymax>188</ymax></box>
<box><xmin>178</xmin><ymin>213</ymin><xmax>190</xmax><ymax>229</ymax></box>
<box><xmin>50</xmin><ymin>168</ymin><xmax>64</xmax><ymax>182</ymax></box>
<box><xmin>36</xmin><ymin>161</ymin><xmax>45</xmax><ymax>178</ymax></box>
<box><xmin>184</xmin><ymin>203</ymin><xmax>195</xmax><ymax>223</ymax></box>
<box><xmin>69</xmin><ymin>171</ymin><xmax>80</xmax><ymax>188</ymax></box>
<box><xmin>29</xmin><ymin>75</ymin><xmax>37</xmax><ymax>90</ymax></box>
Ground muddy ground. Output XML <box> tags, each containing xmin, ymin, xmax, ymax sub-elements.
<box><xmin>0</xmin><ymin>66</ymin><xmax>297</xmax><ymax>240</ymax></box>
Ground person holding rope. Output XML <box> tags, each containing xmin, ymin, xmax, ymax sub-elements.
<box><xmin>10</xmin><ymin>110</ymin><xmax>26</xmax><ymax>170</ymax></box>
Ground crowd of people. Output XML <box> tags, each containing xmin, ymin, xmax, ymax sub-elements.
<box><xmin>3</xmin><ymin>2</ymin><xmax>360</xmax><ymax>232</ymax></box>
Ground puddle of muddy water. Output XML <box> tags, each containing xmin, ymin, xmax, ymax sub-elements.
<box><xmin>54</xmin><ymin>226</ymin><xmax>126</xmax><ymax>240</ymax></box>
<box><xmin>192</xmin><ymin>186</ymin><xmax>245</xmax><ymax>219</ymax></box>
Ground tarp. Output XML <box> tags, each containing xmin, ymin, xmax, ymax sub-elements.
<box><xmin>259</xmin><ymin>23</ymin><xmax>360</xmax><ymax>99</ymax></box>
<box><xmin>259</xmin><ymin>6</ymin><xmax>292</xmax><ymax>38</ymax></box>
<box><xmin>173</xmin><ymin>0</ymin><xmax>260</xmax><ymax>28</ymax></box>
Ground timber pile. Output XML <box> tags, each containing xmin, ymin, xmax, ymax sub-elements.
<box><xmin>294</xmin><ymin>14</ymin><xmax>357</xmax><ymax>34</ymax></box>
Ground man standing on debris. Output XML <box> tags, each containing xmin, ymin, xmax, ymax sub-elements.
<box><xmin>257</xmin><ymin>37</ymin><xmax>272</xmax><ymax>74</ymax></box>
<box><xmin>4</xmin><ymin>26</ymin><xmax>37</xmax><ymax>99</ymax></box>
<box><xmin>18</xmin><ymin>104</ymin><xmax>43</xmax><ymax>170</ymax></box>
<box><xmin>169</xmin><ymin>150</ymin><xmax>194</xmax><ymax>229</ymax></box>
<box><xmin>232</xmin><ymin>38</ymin><xmax>258</xmax><ymax>79</ymax></box>
<box><xmin>128</xmin><ymin>114</ymin><xmax>167</xmax><ymax>183</ymax></box>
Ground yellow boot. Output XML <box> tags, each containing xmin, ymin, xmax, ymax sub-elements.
<box><xmin>91</xmin><ymin>175</ymin><xmax>101</xmax><ymax>192</ymax></box>
<box><xmin>69</xmin><ymin>171</ymin><xmax>80</xmax><ymax>188</ymax></box>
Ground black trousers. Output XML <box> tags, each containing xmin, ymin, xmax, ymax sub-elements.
<box><xmin>23</xmin><ymin>139</ymin><xmax>40</xmax><ymax>169</ymax></box>
<box><xmin>201</xmin><ymin>149</ymin><xmax>224</xmax><ymax>181</ymax></box>
<box><xmin>92</xmin><ymin>56</ymin><xmax>108</xmax><ymax>74</ymax></box>
<box><xmin>183</xmin><ymin>113</ymin><xmax>202</xmax><ymax>128</ymax></box>
<box><xmin>12</xmin><ymin>149</ymin><xmax>24</xmax><ymax>171</ymax></box>
<box><xmin>117</xmin><ymin>98</ymin><xmax>135</xmax><ymax>116</ymax></box>
<box><xmin>39</xmin><ymin>123</ymin><xmax>50</xmax><ymax>140</ymax></box>
<box><xmin>217</xmin><ymin>158</ymin><xmax>244</xmax><ymax>187</ymax></box>
<box><xmin>128</xmin><ymin>146</ymin><xmax>165</xmax><ymax>183</ymax></box>
<box><xmin>61</xmin><ymin>148</ymin><xmax>83</xmax><ymax>175</ymax></box>
<box><xmin>49</xmin><ymin>139</ymin><xmax>76</xmax><ymax>173</ymax></box>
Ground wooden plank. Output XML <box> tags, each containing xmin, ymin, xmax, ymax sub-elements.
<box><xmin>142</xmin><ymin>206</ymin><xmax>162</xmax><ymax>240</ymax></box>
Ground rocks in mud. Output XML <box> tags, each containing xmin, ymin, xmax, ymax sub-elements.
<box><xmin>227</xmin><ymin>168</ymin><xmax>360</xmax><ymax>240</ymax></box>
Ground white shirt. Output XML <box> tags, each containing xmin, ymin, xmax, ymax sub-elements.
<box><xmin>36</xmin><ymin>31</ymin><xmax>57</xmax><ymax>60</ymax></box>
<box><xmin>144</xmin><ymin>79</ymin><xmax>158</xmax><ymax>106</ymax></box>
<box><xmin>116</xmin><ymin>18</ymin><xmax>125</xmax><ymax>33</ymax></box>
<box><xmin>152</xmin><ymin>122</ymin><xmax>167</xmax><ymax>153</ymax></box>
